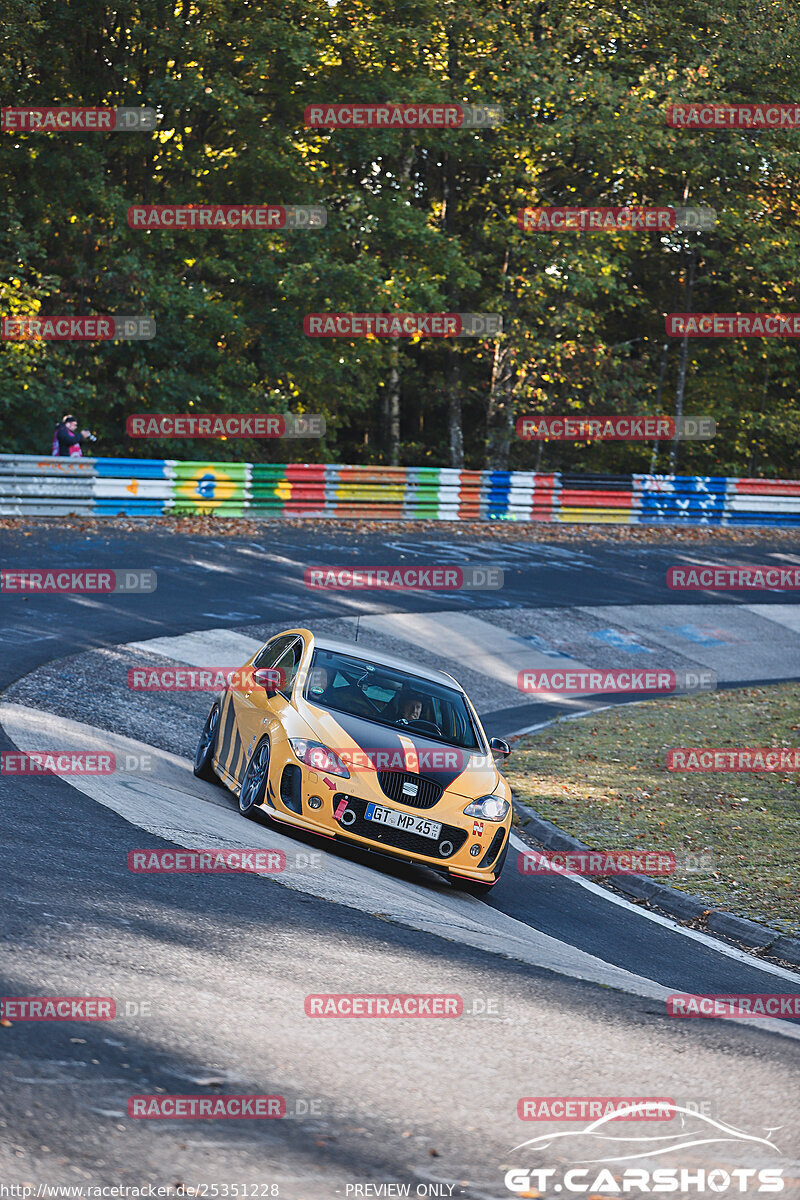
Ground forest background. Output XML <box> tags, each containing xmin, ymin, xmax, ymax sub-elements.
<box><xmin>2</xmin><ymin>0</ymin><xmax>799</xmax><ymax>476</ymax></box>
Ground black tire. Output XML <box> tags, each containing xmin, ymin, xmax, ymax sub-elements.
<box><xmin>451</xmin><ymin>835</ymin><xmax>509</xmax><ymax>898</ymax></box>
<box><xmin>492</xmin><ymin>838</ymin><xmax>510</xmax><ymax>878</ymax></box>
<box><xmin>453</xmin><ymin>877</ymin><xmax>494</xmax><ymax>899</ymax></box>
<box><xmin>193</xmin><ymin>703</ymin><xmax>221</xmax><ymax>782</ymax></box>
<box><xmin>238</xmin><ymin>737</ymin><xmax>271</xmax><ymax>816</ymax></box>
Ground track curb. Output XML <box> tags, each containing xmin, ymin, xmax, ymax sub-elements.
<box><xmin>512</xmin><ymin>804</ymin><xmax>800</xmax><ymax>968</ymax></box>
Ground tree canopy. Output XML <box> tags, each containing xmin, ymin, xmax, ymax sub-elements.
<box><xmin>2</xmin><ymin>0</ymin><xmax>799</xmax><ymax>476</ymax></box>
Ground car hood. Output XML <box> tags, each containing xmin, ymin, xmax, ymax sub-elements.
<box><xmin>296</xmin><ymin>702</ymin><xmax>500</xmax><ymax>797</ymax></box>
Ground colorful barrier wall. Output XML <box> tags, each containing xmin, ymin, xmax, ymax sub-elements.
<box><xmin>0</xmin><ymin>455</ymin><xmax>799</xmax><ymax>524</ymax></box>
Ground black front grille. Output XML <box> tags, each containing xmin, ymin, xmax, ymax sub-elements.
<box><xmin>377</xmin><ymin>770</ymin><xmax>443</xmax><ymax>810</ymax></box>
<box><xmin>280</xmin><ymin>764</ymin><xmax>302</xmax><ymax>814</ymax></box>
<box><xmin>479</xmin><ymin>826</ymin><xmax>507</xmax><ymax>869</ymax></box>
<box><xmin>332</xmin><ymin>794</ymin><xmax>467</xmax><ymax>859</ymax></box>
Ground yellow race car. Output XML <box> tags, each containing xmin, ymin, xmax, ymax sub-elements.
<box><xmin>193</xmin><ymin>628</ymin><xmax>512</xmax><ymax>894</ymax></box>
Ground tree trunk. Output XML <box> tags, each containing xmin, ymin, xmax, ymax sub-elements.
<box><xmin>446</xmin><ymin>352</ymin><xmax>464</xmax><ymax>467</ymax></box>
<box><xmin>441</xmin><ymin>36</ymin><xmax>463</xmax><ymax>469</ymax></box>
<box><xmin>748</xmin><ymin>352</ymin><xmax>770</xmax><ymax>476</ymax></box>
<box><xmin>388</xmin><ymin>344</ymin><xmax>401</xmax><ymax>466</ymax></box>
<box><xmin>384</xmin><ymin>141</ymin><xmax>414</xmax><ymax>468</ymax></box>
<box><xmin>485</xmin><ymin>247</ymin><xmax>513</xmax><ymax>469</ymax></box>
<box><xmin>669</xmin><ymin>248</ymin><xmax>697</xmax><ymax>473</ymax></box>
<box><xmin>649</xmin><ymin>340</ymin><xmax>671</xmax><ymax>473</ymax></box>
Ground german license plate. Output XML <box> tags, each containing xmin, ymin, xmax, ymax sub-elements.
<box><xmin>364</xmin><ymin>803</ymin><xmax>441</xmax><ymax>839</ymax></box>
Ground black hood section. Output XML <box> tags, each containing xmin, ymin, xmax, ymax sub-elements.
<box><xmin>323</xmin><ymin>708</ymin><xmax>474</xmax><ymax>789</ymax></box>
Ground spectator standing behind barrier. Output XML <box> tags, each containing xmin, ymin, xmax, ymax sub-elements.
<box><xmin>53</xmin><ymin>415</ymin><xmax>92</xmax><ymax>457</ymax></box>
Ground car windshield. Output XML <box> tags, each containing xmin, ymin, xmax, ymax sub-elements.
<box><xmin>304</xmin><ymin>648</ymin><xmax>483</xmax><ymax>751</ymax></box>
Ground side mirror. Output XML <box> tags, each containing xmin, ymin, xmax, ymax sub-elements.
<box><xmin>489</xmin><ymin>737</ymin><xmax>510</xmax><ymax>757</ymax></box>
<box><xmin>253</xmin><ymin>667</ymin><xmax>282</xmax><ymax>696</ymax></box>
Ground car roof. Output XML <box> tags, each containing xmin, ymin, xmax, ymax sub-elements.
<box><xmin>312</xmin><ymin>635</ymin><xmax>462</xmax><ymax>691</ymax></box>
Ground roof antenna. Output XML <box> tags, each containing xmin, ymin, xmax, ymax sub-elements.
<box><xmin>354</xmin><ymin>615</ymin><xmax>361</xmax><ymax>643</ymax></box>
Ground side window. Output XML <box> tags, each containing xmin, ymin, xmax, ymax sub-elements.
<box><xmin>253</xmin><ymin>635</ymin><xmax>294</xmax><ymax>671</ymax></box>
<box><xmin>273</xmin><ymin>638</ymin><xmax>304</xmax><ymax>698</ymax></box>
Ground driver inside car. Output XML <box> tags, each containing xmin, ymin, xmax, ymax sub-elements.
<box><xmin>397</xmin><ymin>692</ymin><xmax>424</xmax><ymax>725</ymax></box>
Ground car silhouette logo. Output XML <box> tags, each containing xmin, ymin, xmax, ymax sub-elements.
<box><xmin>509</xmin><ymin>1103</ymin><xmax>783</xmax><ymax>1165</ymax></box>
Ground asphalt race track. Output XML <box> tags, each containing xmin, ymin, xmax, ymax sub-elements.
<box><xmin>1</xmin><ymin>524</ymin><xmax>799</xmax><ymax>1198</ymax></box>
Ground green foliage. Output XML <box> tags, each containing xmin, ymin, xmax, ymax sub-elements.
<box><xmin>1</xmin><ymin>0</ymin><xmax>799</xmax><ymax>474</ymax></box>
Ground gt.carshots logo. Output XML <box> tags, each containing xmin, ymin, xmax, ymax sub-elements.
<box><xmin>305</xmin><ymin>994</ymin><xmax>462</xmax><ymax>1017</ymax></box>
<box><xmin>504</xmin><ymin>1104</ymin><xmax>785</xmax><ymax>1195</ymax></box>
<box><xmin>305</xmin><ymin>566</ymin><xmax>503</xmax><ymax>590</ymax></box>
<box><xmin>126</xmin><ymin>414</ymin><xmax>324</xmax><ymax>438</ymax></box>
<box><xmin>128</xmin><ymin>204</ymin><xmax>326</xmax><ymax>229</ymax></box>
<box><xmin>0</xmin><ymin>569</ymin><xmax>156</xmax><ymax>593</ymax></box>
<box><xmin>128</xmin><ymin>1095</ymin><xmax>285</xmax><ymax>1119</ymax></box>
<box><xmin>1</xmin><ymin>997</ymin><xmax>115</xmax><ymax>1020</ymax></box>
<box><xmin>304</xmin><ymin>313</ymin><xmax>502</xmax><ymax>337</ymax></box>
<box><xmin>304</xmin><ymin>102</ymin><xmax>502</xmax><ymax>128</ymax></box>
<box><xmin>517</xmin><ymin>669</ymin><xmax>715</xmax><ymax>694</ymax></box>
<box><xmin>1</xmin><ymin>106</ymin><xmax>156</xmax><ymax>131</ymax></box>
<box><xmin>668</xmin><ymin>564</ymin><xmax>800</xmax><ymax>590</ymax></box>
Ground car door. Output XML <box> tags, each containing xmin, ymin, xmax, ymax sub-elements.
<box><xmin>234</xmin><ymin>634</ymin><xmax>305</xmax><ymax>764</ymax></box>
<box><xmin>215</xmin><ymin>634</ymin><xmax>295</xmax><ymax>785</ymax></box>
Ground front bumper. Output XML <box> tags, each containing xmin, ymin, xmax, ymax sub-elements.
<box><xmin>263</xmin><ymin>761</ymin><xmax>510</xmax><ymax>880</ymax></box>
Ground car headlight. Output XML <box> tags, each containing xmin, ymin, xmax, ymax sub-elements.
<box><xmin>289</xmin><ymin>738</ymin><xmax>350</xmax><ymax>779</ymax></box>
<box><xmin>463</xmin><ymin>794</ymin><xmax>509</xmax><ymax>822</ymax></box>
